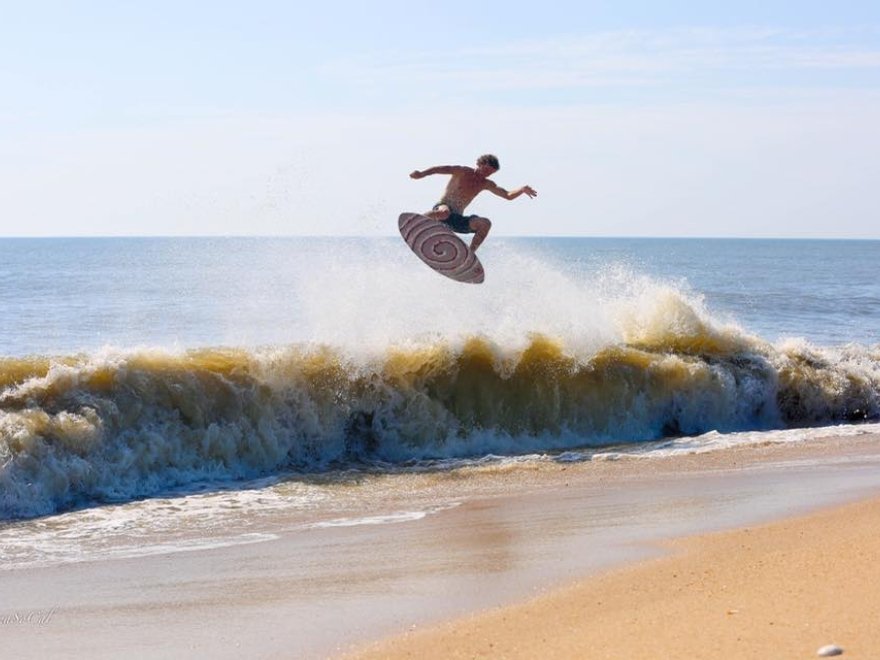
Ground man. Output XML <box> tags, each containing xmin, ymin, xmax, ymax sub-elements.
<box><xmin>409</xmin><ymin>154</ymin><xmax>537</xmax><ymax>252</ymax></box>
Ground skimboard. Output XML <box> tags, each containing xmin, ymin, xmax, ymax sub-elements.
<box><xmin>398</xmin><ymin>212</ymin><xmax>485</xmax><ymax>284</ymax></box>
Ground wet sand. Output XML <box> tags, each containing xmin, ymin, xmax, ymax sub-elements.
<box><xmin>2</xmin><ymin>433</ymin><xmax>880</xmax><ymax>659</ymax></box>
<box><xmin>350</xmin><ymin>487</ymin><xmax>880</xmax><ymax>659</ymax></box>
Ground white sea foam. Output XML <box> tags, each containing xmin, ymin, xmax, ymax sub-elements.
<box><xmin>591</xmin><ymin>422</ymin><xmax>880</xmax><ymax>461</ymax></box>
<box><xmin>0</xmin><ymin>477</ymin><xmax>326</xmax><ymax>569</ymax></box>
<box><xmin>0</xmin><ymin>482</ymin><xmax>459</xmax><ymax>569</ymax></box>
<box><xmin>303</xmin><ymin>503</ymin><xmax>460</xmax><ymax>529</ymax></box>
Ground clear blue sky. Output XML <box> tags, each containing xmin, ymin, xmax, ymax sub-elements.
<box><xmin>2</xmin><ymin>1</ymin><xmax>879</xmax><ymax>237</ymax></box>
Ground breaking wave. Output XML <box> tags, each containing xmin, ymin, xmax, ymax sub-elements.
<box><xmin>2</xmin><ymin>326</ymin><xmax>878</xmax><ymax>519</ymax></box>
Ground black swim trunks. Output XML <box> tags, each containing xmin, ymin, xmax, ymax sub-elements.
<box><xmin>432</xmin><ymin>203</ymin><xmax>476</xmax><ymax>234</ymax></box>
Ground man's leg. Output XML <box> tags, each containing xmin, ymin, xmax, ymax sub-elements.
<box><xmin>468</xmin><ymin>217</ymin><xmax>491</xmax><ymax>252</ymax></box>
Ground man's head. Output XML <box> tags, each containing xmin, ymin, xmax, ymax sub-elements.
<box><xmin>476</xmin><ymin>154</ymin><xmax>500</xmax><ymax>176</ymax></box>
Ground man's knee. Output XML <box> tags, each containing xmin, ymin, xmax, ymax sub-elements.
<box><xmin>472</xmin><ymin>217</ymin><xmax>491</xmax><ymax>233</ymax></box>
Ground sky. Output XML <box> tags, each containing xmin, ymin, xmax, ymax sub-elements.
<box><xmin>1</xmin><ymin>1</ymin><xmax>879</xmax><ymax>238</ymax></box>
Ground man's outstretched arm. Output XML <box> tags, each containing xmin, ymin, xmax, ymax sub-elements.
<box><xmin>485</xmin><ymin>181</ymin><xmax>538</xmax><ymax>200</ymax></box>
<box><xmin>410</xmin><ymin>165</ymin><xmax>463</xmax><ymax>179</ymax></box>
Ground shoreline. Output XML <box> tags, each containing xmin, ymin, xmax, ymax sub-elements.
<box><xmin>348</xmin><ymin>486</ymin><xmax>880</xmax><ymax>659</ymax></box>
<box><xmin>2</xmin><ymin>433</ymin><xmax>880</xmax><ymax>659</ymax></box>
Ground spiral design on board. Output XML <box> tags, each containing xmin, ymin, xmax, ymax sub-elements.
<box><xmin>398</xmin><ymin>213</ymin><xmax>484</xmax><ymax>283</ymax></box>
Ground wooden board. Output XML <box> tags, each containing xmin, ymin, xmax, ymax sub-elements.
<box><xmin>398</xmin><ymin>212</ymin><xmax>485</xmax><ymax>284</ymax></box>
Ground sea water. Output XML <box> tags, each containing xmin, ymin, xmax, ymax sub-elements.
<box><xmin>1</xmin><ymin>237</ymin><xmax>878</xmax><ymax>354</ymax></box>
<box><xmin>0</xmin><ymin>236</ymin><xmax>878</xmax><ymax>564</ymax></box>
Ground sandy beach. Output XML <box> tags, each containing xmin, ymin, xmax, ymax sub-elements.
<box><xmin>350</xmin><ymin>487</ymin><xmax>880</xmax><ymax>659</ymax></box>
<box><xmin>2</xmin><ymin>432</ymin><xmax>880</xmax><ymax>659</ymax></box>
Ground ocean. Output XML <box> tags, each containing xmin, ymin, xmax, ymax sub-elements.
<box><xmin>1</xmin><ymin>236</ymin><xmax>879</xmax><ymax>567</ymax></box>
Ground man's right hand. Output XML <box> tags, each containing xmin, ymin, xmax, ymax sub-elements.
<box><xmin>410</xmin><ymin>170</ymin><xmax>423</xmax><ymax>179</ymax></box>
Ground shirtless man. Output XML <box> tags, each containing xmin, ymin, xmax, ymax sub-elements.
<box><xmin>409</xmin><ymin>154</ymin><xmax>537</xmax><ymax>252</ymax></box>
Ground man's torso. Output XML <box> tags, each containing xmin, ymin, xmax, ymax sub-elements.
<box><xmin>439</xmin><ymin>168</ymin><xmax>490</xmax><ymax>213</ymax></box>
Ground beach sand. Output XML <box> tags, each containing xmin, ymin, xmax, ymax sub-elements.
<box><xmin>2</xmin><ymin>433</ymin><xmax>880</xmax><ymax>659</ymax></box>
<box><xmin>350</xmin><ymin>484</ymin><xmax>880</xmax><ymax>659</ymax></box>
